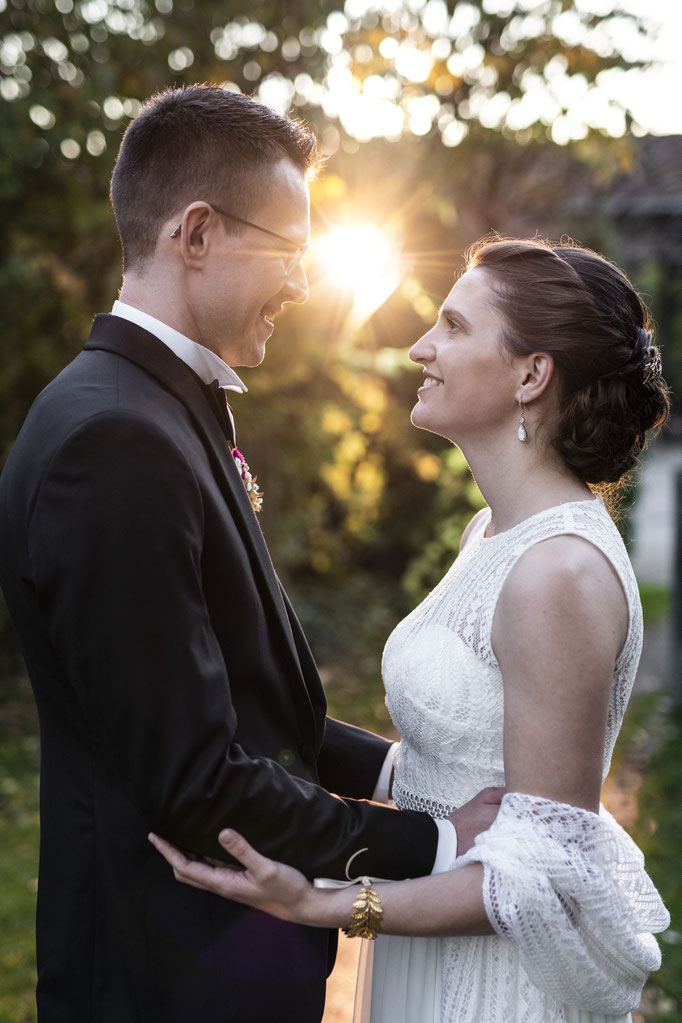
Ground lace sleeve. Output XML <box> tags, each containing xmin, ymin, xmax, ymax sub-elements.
<box><xmin>457</xmin><ymin>792</ymin><xmax>669</xmax><ymax>1015</ymax></box>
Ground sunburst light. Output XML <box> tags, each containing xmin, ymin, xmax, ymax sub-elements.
<box><xmin>315</xmin><ymin>224</ymin><xmax>402</xmax><ymax>320</ymax></box>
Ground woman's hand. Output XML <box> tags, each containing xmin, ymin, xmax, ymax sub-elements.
<box><xmin>148</xmin><ymin>830</ymin><xmax>319</xmax><ymax>925</ymax></box>
<box><xmin>149</xmin><ymin>829</ymin><xmax>493</xmax><ymax>937</ymax></box>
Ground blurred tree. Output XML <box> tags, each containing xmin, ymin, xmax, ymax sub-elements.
<box><xmin>0</xmin><ymin>0</ymin><xmax>670</xmax><ymax>675</ymax></box>
<box><xmin>0</xmin><ymin>0</ymin><xmax>652</xmax><ymax>152</ymax></box>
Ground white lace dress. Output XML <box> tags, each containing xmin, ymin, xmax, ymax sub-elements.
<box><xmin>356</xmin><ymin>497</ymin><xmax>669</xmax><ymax>1023</ymax></box>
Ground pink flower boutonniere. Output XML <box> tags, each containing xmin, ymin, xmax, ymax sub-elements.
<box><xmin>232</xmin><ymin>447</ymin><xmax>264</xmax><ymax>513</ymax></box>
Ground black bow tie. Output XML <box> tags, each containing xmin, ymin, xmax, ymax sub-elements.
<box><xmin>202</xmin><ymin>378</ymin><xmax>236</xmax><ymax>447</ymax></box>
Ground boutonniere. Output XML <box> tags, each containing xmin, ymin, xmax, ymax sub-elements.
<box><xmin>232</xmin><ymin>447</ymin><xmax>263</xmax><ymax>513</ymax></box>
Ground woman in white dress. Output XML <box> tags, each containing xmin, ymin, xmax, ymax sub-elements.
<box><xmin>150</xmin><ymin>238</ymin><xmax>671</xmax><ymax>1022</ymax></box>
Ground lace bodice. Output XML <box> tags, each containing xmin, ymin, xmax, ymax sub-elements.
<box><xmin>384</xmin><ymin>496</ymin><xmax>642</xmax><ymax>819</ymax></box>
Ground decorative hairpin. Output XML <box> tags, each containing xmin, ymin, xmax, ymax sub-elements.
<box><xmin>642</xmin><ymin>348</ymin><xmax>663</xmax><ymax>385</ymax></box>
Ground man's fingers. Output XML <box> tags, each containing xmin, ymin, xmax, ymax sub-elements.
<box><xmin>481</xmin><ymin>786</ymin><xmax>506</xmax><ymax>803</ymax></box>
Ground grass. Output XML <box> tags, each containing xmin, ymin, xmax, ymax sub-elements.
<box><xmin>631</xmin><ymin>700</ymin><xmax>682</xmax><ymax>1022</ymax></box>
<box><xmin>0</xmin><ymin>675</ymin><xmax>39</xmax><ymax>1023</ymax></box>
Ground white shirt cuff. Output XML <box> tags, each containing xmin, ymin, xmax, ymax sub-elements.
<box><xmin>372</xmin><ymin>742</ymin><xmax>399</xmax><ymax>803</ymax></box>
<box><xmin>431</xmin><ymin>819</ymin><xmax>458</xmax><ymax>873</ymax></box>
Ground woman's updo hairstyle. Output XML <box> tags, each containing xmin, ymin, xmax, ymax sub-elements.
<box><xmin>466</xmin><ymin>237</ymin><xmax>670</xmax><ymax>485</ymax></box>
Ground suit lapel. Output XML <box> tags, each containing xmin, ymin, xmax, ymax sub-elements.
<box><xmin>84</xmin><ymin>315</ymin><xmax>320</xmax><ymax>738</ymax></box>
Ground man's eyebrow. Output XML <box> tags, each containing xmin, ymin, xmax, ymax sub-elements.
<box><xmin>439</xmin><ymin>305</ymin><xmax>473</xmax><ymax>331</ymax></box>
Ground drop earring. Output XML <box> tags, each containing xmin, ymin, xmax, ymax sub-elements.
<box><xmin>517</xmin><ymin>399</ymin><xmax>528</xmax><ymax>443</ymax></box>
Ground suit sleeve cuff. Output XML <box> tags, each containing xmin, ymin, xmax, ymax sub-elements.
<box><xmin>371</xmin><ymin>742</ymin><xmax>399</xmax><ymax>803</ymax></box>
<box><xmin>431</xmin><ymin>819</ymin><xmax>458</xmax><ymax>873</ymax></box>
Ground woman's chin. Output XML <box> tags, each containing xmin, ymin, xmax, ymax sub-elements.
<box><xmin>410</xmin><ymin>402</ymin><xmax>433</xmax><ymax>430</ymax></box>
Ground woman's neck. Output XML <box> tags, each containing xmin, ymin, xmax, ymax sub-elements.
<box><xmin>461</xmin><ymin>432</ymin><xmax>592</xmax><ymax>537</ymax></box>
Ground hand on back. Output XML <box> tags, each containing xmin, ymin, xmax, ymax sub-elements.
<box><xmin>447</xmin><ymin>786</ymin><xmax>506</xmax><ymax>855</ymax></box>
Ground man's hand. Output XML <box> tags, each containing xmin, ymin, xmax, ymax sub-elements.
<box><xmin>448</xmin><ymin>787</ymin><xmax>505</xmax><ymax>856</ymax></box>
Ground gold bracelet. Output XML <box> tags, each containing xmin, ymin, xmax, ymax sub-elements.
<box><xmin>342</xmin><ymin>877</ymin><xmax>383</xmax><ymax>940</ymax></box>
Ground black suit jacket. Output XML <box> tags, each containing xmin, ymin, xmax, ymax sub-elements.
<box><xmin>0</xmin><ymin>315</ymin><xmax>437</xmax><ymax>1023</ymax></box>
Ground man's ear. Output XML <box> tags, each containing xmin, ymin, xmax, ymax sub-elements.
<box><xmin>516</xmin><ymin>352</ymin><xmax>555</xmax><ymax>404</ymax></box>
<box><xmin>177</xmin><ymin>202</ymin><xmax>214</xmax><ymax>266</ymax></box>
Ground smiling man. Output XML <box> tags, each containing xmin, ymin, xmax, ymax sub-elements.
<box><xmin>0</xmin><ymin>86</ymin><xmax>503</xmax><ymax>1023</ymax></box>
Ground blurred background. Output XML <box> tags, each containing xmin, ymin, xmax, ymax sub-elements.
<box><xmin>1</xmin><ymin>0</ymin><xmax>681</xmax><ymax>1020</ymax></box>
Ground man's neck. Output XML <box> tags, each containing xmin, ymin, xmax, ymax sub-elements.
<box><xmin>111</xmin><ymin>299</ymin><xmax>247</xmax><ymax>393</ymax></box>
<box><xmin>118</xmin><ymin>275</ymin><xmax>194</xmax><ymax>340</ymax></box>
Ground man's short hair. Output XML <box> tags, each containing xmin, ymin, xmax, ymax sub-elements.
<box><xmin>110</xmin><ymin>84</ymin><xmax>320</xmax><ymax>271</ymax></box>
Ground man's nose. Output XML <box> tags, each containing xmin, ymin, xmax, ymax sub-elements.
<box><xmin>283</xmin><ymin>261</ymin><xmax>308</xmax><ymax>305</ymax></box>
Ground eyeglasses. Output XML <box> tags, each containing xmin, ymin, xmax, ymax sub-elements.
<box><xmin>170</xmin><ymin>203</ymin><xmax>309</xmax><ymax>276</ymax></box>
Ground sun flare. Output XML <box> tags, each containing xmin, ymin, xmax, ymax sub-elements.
<box><xmin>315</xmin><ymin>224</ymin><xmax>402</xmax><ymax>319</ymax></box>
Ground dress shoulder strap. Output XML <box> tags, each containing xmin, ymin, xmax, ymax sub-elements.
<box><xmin>460</xmin><ymin>507</ymin><xmax>491</xmax><ymax>550</ymax></box>
<box><xmin>470</xmin><ymin>498</ymin><xmax>642</xmax><ymax>674</ymax></box>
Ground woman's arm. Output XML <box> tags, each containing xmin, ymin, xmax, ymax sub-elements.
<box><xmin>492</xmin><ymin>533</ymin><xmax>628</xmax><ymax>811</ymax></box>
<box><xmin>149</xmin><ymin>829</ymin><xmax>493</xmax><ymax>936</ymax></box>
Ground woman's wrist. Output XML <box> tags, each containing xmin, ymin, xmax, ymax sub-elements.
<box><xmin>300</xmin><ymin>886</ymin><xmax>357</xmax><ymax>930</ymax></box>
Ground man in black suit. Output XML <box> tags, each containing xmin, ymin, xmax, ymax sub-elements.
<box><xmin>0</xmin><ymin>85</ymin><xmax>498</xmax><ymax>1022</ymax></box>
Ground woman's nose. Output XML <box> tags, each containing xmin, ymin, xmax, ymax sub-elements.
<box><xmin>409</xmin><ymin>329</ymin><xmax>435</xmax><ymax>365</ymax></box>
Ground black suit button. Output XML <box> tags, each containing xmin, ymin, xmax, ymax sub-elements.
<box><xmin>277</xmin><ymin>748</ymin><xmax>295</xmax><ymax>767</ymax></box>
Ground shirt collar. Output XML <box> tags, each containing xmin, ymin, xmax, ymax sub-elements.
<box><xmin>111</xmin><ymin>300</ymin><xmax>247</xmax><ymax>393</ymax></box>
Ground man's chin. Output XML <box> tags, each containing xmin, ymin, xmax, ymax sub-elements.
<box><xmin>226</xmin><ymin>330</ymin><xmax>270</xmax><ymax>369</ymax></box>
<box><xmin>245</xmin><ymin>334</ymin><xmax>269</xmax><ymax>367</ymax></box>
<box><xmin>238</xmin><ymin>315</ymin><xmax>274</xmax><ymax>366</ymax></box>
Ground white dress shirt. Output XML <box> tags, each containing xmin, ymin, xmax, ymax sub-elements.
<box><xmin>374</xmin><ymin>743</ymin><xmax>457</xmax><ymax>870</ymax></box>
<box><xmin>111</xmin><ymin>300</ymin><xmax>456</xmax><ymax>870</ymax></box>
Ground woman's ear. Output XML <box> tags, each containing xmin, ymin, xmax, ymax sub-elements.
<box><xmin>517</xmin><ymin>352</ymin><xmax>555</xmax><ymax>404</ymax></box>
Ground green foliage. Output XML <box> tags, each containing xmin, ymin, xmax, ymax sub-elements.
<box><xmin>402</xmin><ymin>445</ymin><xmax>484</xmax><ymax>601</ymax></box>
<box><xmin>633</xmin><ymin>260</ymin><xmax>682</xmax><ymax>409</ymax></box>
<box><xmin>292</xmin><ymin>572</ymin><xmax>408</xmax><ymax>735</ymax></box>
<box><xmin>639</xmin><ymin>583</ymin><xmax>672</xmax><ymax>627</ymax></box>
<box><xmin>0</xmin><ymin>0</ymin><xmax>648</xmax><ymax>154</ymax></box>
<box><xmin>0</xmin><ymin>0</ymin><xmax>671</xmax><ymax>593</ymax></box>
<box><xmin>0</xmin><ymin>0</ymin><xmax>678</xmax><ymax>683</ymax></box>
